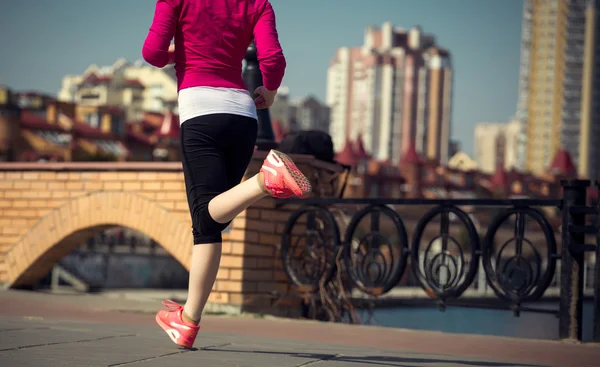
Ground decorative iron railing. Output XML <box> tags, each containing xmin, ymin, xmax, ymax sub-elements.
<box><xmin>278</xmin><ymin>180</ymin><xmax>600</xmax><ymax>343</ymax></box>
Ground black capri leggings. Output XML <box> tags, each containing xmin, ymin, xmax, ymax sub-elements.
<box><xmin>180</xmin><ymin>113</ymin><xmax>258</xmax><ymax>244</ymax></box>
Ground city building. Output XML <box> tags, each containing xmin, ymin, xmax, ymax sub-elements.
<box><xmin>335</xmin><ymin>133</ymin><xmax>582</xmax><ymax>207</ymax></box>
<box><xmin>57</xmin><ymin>59</ymin><xmax>178</xmax><ymax>121</ymax></box>
<box><xmin>514</xmin><ymin>0</ymin><xmax>533</xmax><ymax>171</ymax></box>
<box><xmin>473</xmin><ymin>120</ymin><xmax>522</xmax><ymax>174</ymax></box>
<box><xmin>0</xmin><ymin>86</ymin><xmax>180</xmax><ymax>163</ymax></box>
<box><xmin>448</xmin><ymin>139</ymin><xmax>462</xmax><ymax>159</ymax></box>
<box><xmin>269</xmin><ymin>87</ymin><xmax>330</xmax><ymax>134</ymax></box>
<box><xmin>289</xmin><ymin>96</ymin><xmax>330</xmax><ymax>132</ymax></box>
<box><xmin>3</xmin><ymin>87</ymin><xmax>592</xmax><ymax>217</ymax></box>
<box><xmin>269</xmin><ymin>87</ymin><xmax>294</xmax><ymax>133</ymax></box>
<box><xmin>0</xmin><ymin>86</ymin><xmax>21</xmax><ymax>161</ymax></box>
<box><xmin>516</xmin><ymin>0</ymin><xmax>600</xmax><ymax>178</ymax></box>
<box><xmin>447</xmin><ymin>151</ymin><xmax>478</xmax><ymax>172</ymax></box>
<box><xmin>326</xmin><ymin>22</ymin><xmax>453</xmax><ymax>165</ymax></box>
<box><xmin>474</xmin><ymin>123</ymin><xmax>505</xmax><ymax>175</ymax></box>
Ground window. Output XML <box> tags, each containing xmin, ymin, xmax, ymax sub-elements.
<box><xmin>86</xmin><ymin>113</ymin><xmax>100</xmax><ymax>128</ymax></box>
<box><xmin>112</xmin><ymin>116</ymin><xmax>125</xmax><ymax>135</ymax></box>
<box><xmin>81</xmin><ymin>94</ymin><xmax>100</xmax><ymax>100</ymax></box>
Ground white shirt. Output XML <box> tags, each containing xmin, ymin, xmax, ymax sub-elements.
<box><xmin>177</xmin><ymin>86</ymin><xmax>258</xmax><ymax>124</ymax></box>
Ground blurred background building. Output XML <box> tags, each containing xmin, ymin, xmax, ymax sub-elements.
<box><xmin>516</xmin><ymin>0</ymin><xmax>600</xmax><ymax>179</ymax></box>
<box><xmin>327</xmin><ymin>22</ymin><xmax>453</xmax><ymax>166</ymax></box>
<box><xmin>58</xmin><ymin>59</ymin><xmax>179</xmax><ymax>121</ymax></box>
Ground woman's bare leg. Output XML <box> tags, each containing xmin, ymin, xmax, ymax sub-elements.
<box><xmin>182</xmin><ymin>173</ymin><xmax>267</xmax><ymax>323</ymax></box>
<box><xmin>182</xmin><ymin>150</ymin><xmax>311</xmax><ymax>324</ymax></box>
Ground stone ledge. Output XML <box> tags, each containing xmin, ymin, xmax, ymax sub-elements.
<box><xmin>0</xmin><ymin>162</ymin><xmax>184</xmax><ymax>172</ymax></box>
<box><xmin>0</xmin><ymin>152</ymin><xmax>343</xmax><ymax>173</ymax></box>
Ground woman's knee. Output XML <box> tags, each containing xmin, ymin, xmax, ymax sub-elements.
<box><xmin>192</xmin><ymin>203</ymin><xmax>230</xmax><ymax>242</ymax></box>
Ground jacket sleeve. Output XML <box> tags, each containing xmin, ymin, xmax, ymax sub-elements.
<box><xmin>142</xmin><ymin>0</ymin><xmax>178</xmax><ymax>68</ymax></box>
<box><xmin>253</xmin><ymin>1</ymin><xmax>286</xmax><ymax>91</ymax></box>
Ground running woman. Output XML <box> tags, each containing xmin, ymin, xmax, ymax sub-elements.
<box><xmin>142</xmin><ymin>0</ymin><xmax>312</xmax><ymax>348</ymax></box>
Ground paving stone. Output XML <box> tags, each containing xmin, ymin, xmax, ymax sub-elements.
<box><xmin>0</xmin><ymin>321</ymin><xmax>545</xmax><ymax>367</ymax></box>
<box><xmin>135</xmin><ymin>347</ymin><xmax>326</xmax><ymax>367</ymax></box>
<box><xmin>319</xmin><ymin>354</ymin><xmax>538</xmax><ymax>367</ymax></box>
<box><xmin>1</xmin><ymin>290</ymin><xmax>598</xmax><ymax>367</ymax></box>
<box><xmin>0</xmin><ymin>326</ymin><xmax>123</xmax><ymax>351</ymax></box>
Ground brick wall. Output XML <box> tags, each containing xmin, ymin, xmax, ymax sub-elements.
<box><xmin>210</xmin><ymin>154</ymin><xmax>342</xmax><ymax>316</ymax></box>
<box><xmin>0</xmin><ymin>153</ymin><xmax>344</xmax><ymax>316</ymax></box>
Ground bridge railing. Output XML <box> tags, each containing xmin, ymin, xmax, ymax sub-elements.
<box><xmin>277</xmin><ymin>179</ymin><xmax>599</xmax><ymax>343</ymax></box>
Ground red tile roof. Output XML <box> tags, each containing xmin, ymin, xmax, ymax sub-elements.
<box><xmin>129</xmin><ymin>132</ymin><xmax>155</xmax><ymax>146</ymax></box>
<box><xmin>20</xmin><ymin>111</ymin><xmax>65</xmax><ymax>132</ymax></box>
<box><xmin>335</xmin><ymin>139</ymin><xmax>358</xmax><ymax>166</ymax></box>
<box><xmin>72</xmin><ymin>122</ymin><xmax>116</xmax><ymax>139</ymax></box>
<box><xmin>83</xmin><ymin>73</ymin><xmax>112</xmax><ymax>85</ymax></box>
<box><xmin>400</xmin><ymin>140</ymin><xmax>423</xmax><ymax>165</ymax></box>
<box><xmin>124</xmin><ymin>79</ymin><xmax>145</xmax><ymax>88</ymax></box>
<box><xmin>95</xmin><ymin>105</ymin><xmax>126</xmax><ymax>115</ymax></box>
<box><xmin>548</xmin><ymin>148</ymin><xmax>577</xmax><ymax>176</ymax></box>
<box><xmin>490</xmin><ymin>165</ymin><xmax>509</xmax><ymax>188</ymax></box>
<box><xmin>353</xmin><ymin>134</ymin><xmax>370</xmax><ymax>159</ymax></box>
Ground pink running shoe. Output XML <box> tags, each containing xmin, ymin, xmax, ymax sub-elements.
<box><xmin>260</xmin><ymin>150</ymin><xmax>312</xmax><ymax>198</ymax></box>
<box><xmin>155</xmin><ymin>300</ymin><xmax>199</xmax><ymax>349</ymax></box>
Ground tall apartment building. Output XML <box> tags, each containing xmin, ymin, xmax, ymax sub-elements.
<box><xmin>516</xmin><ymin>0</ymin><xmax>600</xmax><ymax>178</ymax></box>
<box><xmin>58</xmin><ymin>59</ymin><xmax>178</xmax><ymax>121</ymax></box>
<box><xmin>514</xmin><ymin>0</ymin><xmax>533</xmax><ymax>171</ymax></box>
<box><xmin>474</xmin><ymin>120</ymin><xmax>522</xmax><ymax>174</ymax></box>
<box><xmin>326</xmin><ymin>22</ymin><xmax>453</xmax><ymax>165</ymax></box>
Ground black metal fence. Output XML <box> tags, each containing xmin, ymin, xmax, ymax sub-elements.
<box><xmin>278</xmin><ymin>180</ymin><xmax>599</xmax><ymax>343</ymax></box>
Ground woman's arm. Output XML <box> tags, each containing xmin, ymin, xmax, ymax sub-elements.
<box><xmin>253</xmin><ymin>1</ymin><xmax>286</xmax><ymax>91</ymax></box>
<box><xmin>142</xmin><ymin>0</ymin><xmax>177</xmax><ymax>68</ymax></box>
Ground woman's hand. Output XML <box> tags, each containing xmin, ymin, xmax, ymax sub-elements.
<box><xmin>167</xmin><ymin>43</ymin><xmax>175</xmax><ymax>64</ymax></box>
<box><xmin>253</xmin><ymin>86</ymin><xmax>277</xmax><ymax>109</ymax></box>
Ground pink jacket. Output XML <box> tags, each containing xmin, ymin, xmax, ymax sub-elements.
<box><xmin>142</xmin><ymin>0</ymin><xmax>286</xmax><ymax>92</ymax></box>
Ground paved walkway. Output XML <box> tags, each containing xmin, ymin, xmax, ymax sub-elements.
<box><xmin>1</xmin><ymin>290</ymin><xmax>599</xmax><ymax>367</ymax></box>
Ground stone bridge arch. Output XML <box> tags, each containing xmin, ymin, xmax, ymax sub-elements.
<box><xmin>0</xmin><ymin>157</ymin><xmax>342</xmax><ymax>315</ymax></box>
<box><xmin>5</xmin><ymin>191</ymin><xmax>193</xmax><ymax>287</ymax></box>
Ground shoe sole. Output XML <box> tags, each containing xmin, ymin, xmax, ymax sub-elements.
<box><xmin>270</xmin><ymin>150</ymin><xmax>312</xmax><ymax>197</ymax></box>
<box><xmin>155</xmin><ymin>313</ymin><xmax>194</xmax><ymax>349</ymax></box>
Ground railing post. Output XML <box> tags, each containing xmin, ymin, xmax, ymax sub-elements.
<box><xmin>478</xmin><ymin>258</ymin><xmax>487</xmax><ymax>295</ymax></box>
<box><xmin>559</xmin><ymin>179</ymin><xmax>589</xmax><ymax>342</ymax></box>
<box><xmin>243</xmin><ymin>40</ymin><xmax>278</xmax><ymax>151</ymax></box>
<box><xmin>594</xmin><ymin>180</ymin><xmax>600</xmax><ymax>343</ymax></box>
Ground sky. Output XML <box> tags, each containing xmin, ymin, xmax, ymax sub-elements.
<box><xmin>0</xmin><ymin>0</ymin><xmax>524</xmax><ymax>155</ymax></box>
